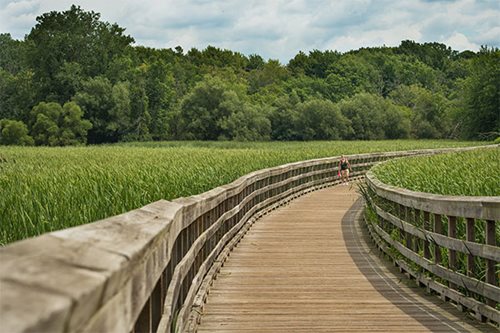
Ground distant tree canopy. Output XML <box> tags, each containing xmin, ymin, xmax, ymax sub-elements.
<box><xmin>0</xmin><ymin>6</ymin><xmax>498</xmax><ymax>145</ymax></box>
<box><xmin>455</xmin><ymin>48</ymin><xmax>500</xmax><ymax>140</ymax></box>
<box><xmin>26</xmin><ymin>5</ymin><xmax>134</xmax><ymax>103</ymax></box>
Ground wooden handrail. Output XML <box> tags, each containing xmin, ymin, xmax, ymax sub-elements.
<box><xmin>364</xmin><ymin>149</ymin><xmax>499</xmax><ymax>324</ymax></box>
<box><xmin>366</xmin><ymin>170</ymin><xmax>500</xmax><ymax>220</ymax></box>
<box><xmin>0</xmin><ymin>145</ymin><xmax>495</xmax><ymax>333</ymax></box>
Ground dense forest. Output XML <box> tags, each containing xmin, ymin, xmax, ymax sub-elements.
<box><xmin>0</xmin><ymin>5</ymin><xmax>498</xmax><ymax>145</ymax></box>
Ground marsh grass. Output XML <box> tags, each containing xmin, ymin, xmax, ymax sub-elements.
<box><xmin>372</xmin><ymin>148</ymin><xmax>500</xmax><ymax>196</ymax></box>
<box><xmin>0</xmin><ymin>140</ymin><xmax>487</xmax><ymax>245</ymax></box>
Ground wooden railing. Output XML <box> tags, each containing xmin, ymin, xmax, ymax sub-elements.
<box><xmin>363</xmin><ymin>151</ymin><xmax>500</xmax><ymax>325</ymax></box>
<box><xmin>0</xmin><ymin>146</ymin><xmax>495</xmax><ymax>333</ymax></box>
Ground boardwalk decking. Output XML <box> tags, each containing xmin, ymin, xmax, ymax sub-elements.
<box><xmin>196</xmin><ymin>184</ymin><xmax>495</xmax><ymax>332</ymax></box>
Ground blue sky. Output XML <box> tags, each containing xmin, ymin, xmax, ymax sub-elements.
<box><xmin>0</xmin><ymin>0</ymin><xmax>498</xmax><ymax>63</ymax></box>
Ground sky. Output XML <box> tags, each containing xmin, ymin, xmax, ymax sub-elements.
<box><xmin>0</xmin><ymin>0</ymin><xmax>499</xmax><ymax>63</ymax></box>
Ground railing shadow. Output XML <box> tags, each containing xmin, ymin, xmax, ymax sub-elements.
<box><xmin>341</xmin><ymin>197</ymin><xmax>474</xmax><ymax>332</ymax></box>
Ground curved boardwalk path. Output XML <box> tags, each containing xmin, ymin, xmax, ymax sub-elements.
<box><xmin>196</xmin><ymin>184</ymin><xmax>495</xmax><ymax>332</ymax></box>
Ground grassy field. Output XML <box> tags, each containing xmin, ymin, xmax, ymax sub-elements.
<box><xmin>0</xmin><ymin>140</ymin><xmax>487</xmax><ymax>245</ymax></box>
<box><xmin>372</xmin><ymin>147</ymin><xmax>499</xmax><ymax>196</ymax></box>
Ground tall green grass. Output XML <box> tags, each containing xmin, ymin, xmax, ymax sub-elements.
<box><xmin>0</xmin><ymin>140</ymin><xmax>486</xmax><ymax>245</ymax></box>
<box><xmin>372</xmin><ymin>148</ymin><xmax>499</xmax><ymax>196</ymax></box>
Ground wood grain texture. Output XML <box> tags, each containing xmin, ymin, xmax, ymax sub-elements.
<box><xmin>196</xmin><ymin>185</ymin><xmax>495</xmax><ymax>332</ymax></box>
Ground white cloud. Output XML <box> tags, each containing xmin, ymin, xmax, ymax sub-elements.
<box><xmin>0</xmin><ymin>0</ymin><xmax>499</xmax><ymax>63</ymax></box>
<box><xmin>475</xmin><ymin>26</ymin><xmax>500</xmax><ymax>46</ymax></box>
<box><xmin>4</xmin><ymin>0</ymin><xmax>38</xmax><ymax>15</ymax></box>
<box><xmin>443</xmin><ymin>32</ymin><xmax>479</xmax><ymax>50</ymax></box>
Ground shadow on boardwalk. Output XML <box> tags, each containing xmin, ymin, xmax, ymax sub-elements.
<box><xmin>341</xmin><ymin>196</ymin><xmax>495</xmax><ymax>332</ymax></box>
<box><xmin>196</xmin><ymin>185</ymin><xmax>495</xmax><ymax>332</ymax></box>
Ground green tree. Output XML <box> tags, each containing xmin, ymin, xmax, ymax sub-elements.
<box><xmin>53</xmin><ymin>62</ymin><xmax>84</xmax><ymax>103</ymax></box>
<box><xmin>30</xmin><ymin>101</ymin><xmax>92</xmax><ymax>145</ymax></box>
<box><xmin>339</xmin><ymin>93</ymin><xmax>410</xmax><ymax>139</ymax></box>
<box><xmin>269</xmin><ymin>93</ymin><xmax>301</xmax><ymax>140</ymax></box>
<box><xmin>26</xmin><ymin>5</ymin><xmax>134</xmax><ymax>101</ymax></box>
<box><xmin>125</xmin><ymin>65</ymin><xmax>152</xmax><ymax>141</ymax></box>
<box><xmin>390</xmin><ymin>85</ymin><xmax>451</xmax><ymax>138</ymax></box>
<box><xmin>454</xmin><ymin>47</ymin><xmax>499</xmax><ymax>139</ymax></box>
<box><xmin>0</xmin><ymin>69</ymin><xmax>36</xmax><ymax>123</ymax></box>
<box><xmin>107</xmin><ymin>81</ymin><xmax>132</xmax><ymax>140</ymax></box>
<box><xmin>294</xmin><ymin>99</ymin><xmax>351</xmax><ymax>140</ymax></box>
<box><xmin>0</xmin><ymin>119</ymin><xmax>34</xmax><ymax>145</ymax></box>
<box><xmin>326</xmin><ymin>55</ymin><xmax>382</xmax><ymax>99</ymax></box>
<box><xmin>187</xmin><ymin>46</ymin><xmax>248</xmax><ymax>70</ymax></box>
<box><xmin>246</xmin><ymin>54</ymin><xmax>265</xmax><ymax>71</ymax></box>
<box><xmin>397</xmin><ymin>59</ymin><xmax>439</xmax><ymax>92</ymax></box>
<box><xmin>0</xmin><ymin>33</ymin><xmax>27</xmax><ymax>75</ymax></box>
<box><xmin>73</xmin><ymin>76</ymin><xmax>114</xmax><ymax>143</ymax></box>
<box><xmin>248</xmin><ymin>59</ymin><xmax>289</xmax><ymax>93</ymax></box>
<box><xmin>105</xmin><ymin>56</ymin><xmax>133</xmax><ymax>83</ymax></box>
<box><xmin>177</xmin><ymin>75</ymin><xmax>247</xmax><ymax>140</ymax></box>
<box><xmin>288</xmin><ymin>50</ymin><xmax>340</xmax><ymax>78</ymax></box>
<box><xmin>218</xmin><ymin>91</ymin><xmax>271</xmax><ymax>141</ymax></box>
<box><xmin>360</xmin><ymin>51</ymin><xmax>439</xmax><ymax>96</ymax></box>
<box><xmin>284</xmin><ymin>75</ymin><xmax>332</xmax><ymax>102</ymax></box>
<box><xmin>145</xmin><ymin>60</ymin><xmax>175</xmax><ymax>140</ymax></box>
<box><xmin>397</xmin><ymin>40</ymin><xmax>457</xmax><ymax>71</ymax></box>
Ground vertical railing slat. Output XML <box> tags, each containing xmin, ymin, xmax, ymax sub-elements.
<box><xmin>423</xmin><ymin>211</ymin><xmax>431</xmax><ymax>260</ymax></box>
<box><xmin>433</xmin><ymin>213</ymin><xmax>442</xmax><ymax>265</ymax></box>
<box><xmin>486</xmin><ymin>219</ymin><xmax>497</xmax><ymax>308</ymax></box>
<box><xmin>466</xmin><ymin>217</ymin><xmax>475</xmax><ymax>277</ymax></box>
<box><xmin>447</xmin><ymin>215</ymin><xmax>457</xmax><ymax>290</ymax></box>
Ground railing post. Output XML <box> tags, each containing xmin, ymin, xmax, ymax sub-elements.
<box><xmin>433</xmin><ymin>213</ymin><xmax>442</xmax><ymax>264</ymax></box>
<box><xmin>411</xmin><ymin>208</ymin><xmax>419</xmax><ymax>253</ymax></box>
<box><xmin>202</xmin><ymin>212</ymin><xmax>209</xmax><ymax>260</ymax></box>
<box><xmin>466</xmin><ymin>218</ymin><xmax>475</xmax><ymax>277</ymax></box>
<box><xmin>423</xmin><ymin>211</ymin><xmax>431</xmax><ymax>260</ymax></box>
<box><xmin>414</xmin><ymin>208</ymin><xmax>422</xmax><ymax>253</ymax></box>
<box><xmin>398</xmin><ymin>204</ymin><xmax>405</xmax><ymax>244</ymax></box>
<box><xmin>486</xmin><ymin>220</ymin><xmax>497</xmax><ymax>308</ymax></box>
<box><xmin>404</xmin><ymin>205</ymin><xmax>412</xmax><ymax>249</ymax></box>
<box><xmin>447</xmin><ymin>215</ymin><xmax>457</xmax><ymax>290</ymax></box>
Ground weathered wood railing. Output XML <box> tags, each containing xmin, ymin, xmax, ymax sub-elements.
<box><xmin>0</xmin><ymin>145</ymin><xmax>495</xmax><ymax>333</ymax></box>
<box><xmin>364</xmin><ymin>153</ymin><xmax>500</xmax><ymax>325</ymax></box>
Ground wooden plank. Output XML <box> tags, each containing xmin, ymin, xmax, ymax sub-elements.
<box><xmin>196</xmin><ymin>185</ymin><xmax>493</xmax><ymax>332</ymax></box>
<box><xmin>0</xmin><ymin>280</ymin><xmax>71</xmax><ymax>333</ymax></box>
<box><xmin>170</xmin><ymin>173</ymin><xmax>342</xmax><ymax>330</ymax></box>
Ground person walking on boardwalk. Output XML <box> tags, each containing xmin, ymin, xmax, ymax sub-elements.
<box><xmin>338</xmin><ymin>155</ymin><xmax>352</xmax><ymax>185</ymax></box>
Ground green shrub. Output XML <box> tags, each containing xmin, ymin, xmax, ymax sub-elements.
<box><xmin>0</xmin><ymin>119</ymin><xmax>34</xmax><ymax>146</ymax></box>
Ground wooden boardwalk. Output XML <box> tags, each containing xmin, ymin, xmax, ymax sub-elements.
<box><xmin>196</xmin><ymin>184</ymin><xmax>495</xmax><ymax>332</ymax></box>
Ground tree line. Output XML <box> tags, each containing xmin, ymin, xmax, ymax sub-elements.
<box><xmin>0</xmin><ymin>5</ymin><xmax>498</xmax><ymax>146</ymax></box>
